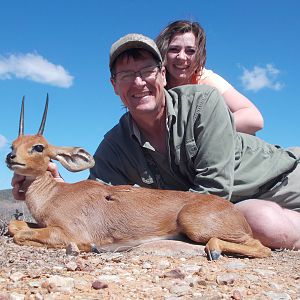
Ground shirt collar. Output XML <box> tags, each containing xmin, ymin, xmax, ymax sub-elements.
<box><xmin>164</xmin><ymin>89</ymin><xmax>176</xmax><ymax>130</ymax></box>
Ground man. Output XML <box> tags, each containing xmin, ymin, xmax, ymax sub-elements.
<box><xmin>12</xmin><ymin>34</ymin><xmax>300</xmax><ymax>249</ymax></box>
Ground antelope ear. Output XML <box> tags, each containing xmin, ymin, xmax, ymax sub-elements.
<box><xmin>49</xmin><ymin>146</ymin><xmax>95</xmax><ymax>172</ymax></box>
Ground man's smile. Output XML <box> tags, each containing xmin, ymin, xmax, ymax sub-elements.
<box><xmin>132</xmin><ymin>91</ymin><xmax>152</xmax><ymax>99</ymax></box>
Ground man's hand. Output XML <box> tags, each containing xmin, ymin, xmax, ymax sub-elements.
<box><xmin>11</xmin><ymin>174</ymin><xmax>26</xmax><ymax>200</ymax></box>
<box><xmin>47</xmin><ymin>162</ymin><xmax>65</xmax><ymax>183</ymax></box>
<box><xmin>11</xmin><ymin>162</ymin><xmax>64</xmax><ymax>200</ymax></box>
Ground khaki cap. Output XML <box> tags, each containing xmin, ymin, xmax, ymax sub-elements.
<box><xmin>109</xmin><ymin>33</ymin><xmax>162</xmax><ymax>70</ymax></box>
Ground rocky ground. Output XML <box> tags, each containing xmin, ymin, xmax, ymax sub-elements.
<box><xmin>0</xmin><ymin>194</ymin><xmax>299</xmax><ymax>299</ymax></box>
<box><xmin>0</xmin><ymin>234</ymin><xmax>299</xmax><ymax>300</ymax></box>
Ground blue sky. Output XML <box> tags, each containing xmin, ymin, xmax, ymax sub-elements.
<box><xmin>0</xmin><ymin>0</ymin><xmax>299</xmax><ymax>190</ymax></box>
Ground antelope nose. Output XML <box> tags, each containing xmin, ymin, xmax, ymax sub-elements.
<box><xmin>6</xmin><ymin>152</ymin><xmax>16</xmax><ymax>163</ymax></box>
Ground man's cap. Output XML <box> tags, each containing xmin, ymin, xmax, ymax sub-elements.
<box><xmin>109</xmin><ymin>33</ymin><xmax>162</xmax><ymax>70</ymax></box>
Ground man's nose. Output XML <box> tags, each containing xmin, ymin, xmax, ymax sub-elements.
<box><xmin>133</xmin><ymin>75</ymin><xmax>146</xmax><ymax>85</ymax></box>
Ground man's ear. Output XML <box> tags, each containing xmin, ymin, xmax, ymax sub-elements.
<box><xmin>110</xmin><ymin>77</ymin><xmax>120</xmax><ymax>95</ymax></box>
<box><xmin>49</xmin><ymin>146</ymin><xmax>95</xmax><ymax>172</ymax></box>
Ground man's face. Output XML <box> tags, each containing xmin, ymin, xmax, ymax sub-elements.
<box><xmin>111</xmin><ymin>51</ymin><xmax>167</xmax><ymax>117</ymax></box>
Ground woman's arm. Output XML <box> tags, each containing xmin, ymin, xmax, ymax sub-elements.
<box><xmin>223</xmin><ymin>86</ymin><xmax>264</xmax><ymax>135</ymax></box>
<box><xmin>200</xmin><ymin>70</ymin><xmax>264</xmax><ymax>135</ymax></box>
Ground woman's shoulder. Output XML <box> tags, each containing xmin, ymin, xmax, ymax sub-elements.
<box><xmin>196</xmin><ymin>68</ymin><xmax>232</xmax><ymax>94</ymax></box>
<box><xmin>200</xmin><ymin>68</ymin><xmax>214</xmax><ymax>80</ymax></box>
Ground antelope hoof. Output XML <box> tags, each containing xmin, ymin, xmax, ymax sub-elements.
<box><xmin>206</xmin><ymin>248</ymin><xmax>221</xmax><ymax>261</ymax></box>
<box><xmin>90</xmin><ymin>244</ymin><xmax>100</xmax><ymax>254</ymax></box>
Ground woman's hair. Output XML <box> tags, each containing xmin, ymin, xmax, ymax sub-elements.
<box><xmin>155</xmin><ymin>20</ymin><xmax>206</xmax><ymax>74</ymax></box>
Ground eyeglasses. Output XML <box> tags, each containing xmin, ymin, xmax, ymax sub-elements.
<box><xmin>113</xmin><ymin>65</ymin><xmax>161</xmax><ymax>83</ymax></box>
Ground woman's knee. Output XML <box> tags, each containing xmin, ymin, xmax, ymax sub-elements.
<box><xmin>235</xmin><ymin>199</ymin><xmax>297</xmax><ymax>248</ymax></box>
<box><xmin>236</xmin><ymin>200</ymin><xmax>280</xmax><ymax>227</ymax></box>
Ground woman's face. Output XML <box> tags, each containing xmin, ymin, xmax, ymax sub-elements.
<box><xmin>165</xmin><ymin>32</ymin><xmax>197</xmax><ymax>87</ymax></box>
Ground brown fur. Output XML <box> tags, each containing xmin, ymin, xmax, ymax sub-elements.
<box><xmin>7</xmin><ymin>134</ymin><xmax>271</xmax><ymax>259</ymax></box>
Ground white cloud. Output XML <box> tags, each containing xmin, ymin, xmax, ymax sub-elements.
<box><xmin>0</xmin><ymin>134</ymin><xmax>8</xmax><ymax>149</ymax></box>
<box><xmin>240</xmin><ymin>64</ymin><xmax>284</xmax><ymax>92</ymax></box>
<box><xmin>0</xmin><ymin>53</ymin><xmax>73</xmax><ymax>88</ymax></box>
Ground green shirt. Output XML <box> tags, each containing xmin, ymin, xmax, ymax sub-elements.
<box><xmin>90</xmin><ymin>85</ymin><xmax>297</xmax><ymax>202</ymax></box>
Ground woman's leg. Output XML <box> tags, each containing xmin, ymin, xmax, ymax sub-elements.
<box><xmin>235</xmin><ymin>199</ymin><xmax>300</xmax><ymax>249</ymax></box>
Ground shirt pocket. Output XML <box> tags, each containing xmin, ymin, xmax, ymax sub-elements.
<box><xmin>186</xmin><ymin>139</ymin><xmax>198</xmax><ymax>159</ymax></box>
<box><xmin>174</xmin><ymin>140</ymin><xmax>198</xmax><ymax>172</ymax></box>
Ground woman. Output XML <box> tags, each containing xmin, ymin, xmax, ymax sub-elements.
<box><xmin>156</xmin><ymin>20</ymin><xmax>264</xmax><ymax>135</ymax></box>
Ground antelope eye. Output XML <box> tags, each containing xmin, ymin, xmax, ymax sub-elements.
<box><xmin>33</xmin><ymin>144</ymin><xmax>44</xmax><ymax>153</ymax></box>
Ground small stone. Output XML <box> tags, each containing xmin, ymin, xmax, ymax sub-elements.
<box><xmin>142</xmin><ymin>262</ymin><xmax>152</xmax><ymax>269</ymax></box>
<box><xmin>66</xmin><ymin>242</ymin><xmax>80</xmax><ymax>256</ymax></box>
<box><xmin>74</xmin><ymin>278</ymin><xmax>91</xmax><ymax>292</ymax></box>
<box><xmin>268</xmin><ymin>282</ymin><xmax>282</xmax><ymax>290</ymax></box>
<box><xmin>263</xmin><ymin>291</ymin><xmax>291</xmax><ymax>300</ymax></box>
<box><xmin>28</xmin><ymin>281</ymin><xmax>40</xmax><ymax>288</ymax></box>
<box><xmin>157</xmin><ymin>259</ymin><xmax>170</xmax><ymax>269</ymax></box>
<box><xmin>225</xmin><ymin>261</ymin><xmax>248</xmax><ymax>270</ymax></box>
<box><xmin>169</xmin><ymin>283</ymin><xmax>190</xmax><ymax>296</ymax></box>
<box><xmin>9</xmin><ymin>272</ymin><xmax>26</xmax><ymax>282</ymax></box>
<box><xmin>52</xmin><ymin>266</ymin><xmax>64</xmax><ymax>271</ymax></box>
<box><xmin>8</xmin><ymin>293</ymin><xmax>24</xmax><ymax>300</ymax></box>
<box><xmin>75</xmin><ymin>259</ymin><xmax>93</xmax><ymax>272</ymax></box>
<box><xmin>0</xmin><ymin>293</ymin><xmax>9</xmax><ymax>300</ymax></box>
<box><xmin>42</xmin><ymin>275</ymin><xmax>75</xmax><ymax>293</ymax></box>
<box><xmin>231</xmin><ymin>290</ymin><xmax>242</xmax><ymax>300</ymax></box>
<box><xmin>163</xmin><ymin>269</ymin><xmax>185</xmax><ymax>280</ymax></box>
<box><xmin>132</xmin><ymin>268</ymin><xmax>140</xmax><ymax>275</ymax></box>
<box><xmin>216</xmin><ymin>274</ymin><xmax>237</xmax><ymax>285</ymax></box>
<box><xmin>192</xmin><ymin>292</ymin><xmax>203</xmax><ymax>298</ymax></box>
<box><xmin>33</xmin><ymin>293</ymin><xmax>43</xmax><ymax>300</ymax></box>
<box><xmin>181</xmin><ymin>264</ymin><xmax>200</xmax><ymax>273</ymax></box>
<box><xmin>110</xmin><ymin>254</ymin><xmax>124</xmax><ymax>262</ymax></box>
<box><xmin>253</xmin><ymin>268</ymin><xmax>276</xmax><ymax>277</ymax></box>
<box><xmin>92</xmin><ymin>280</ymin><xmax>108</xmax><ymax>290</ymax></box>
<box><xmin>28</xmin><ymin>270</ymin><xmax>41</xmax><ymax>279</ymax></box>
<box><xmin>186</xmin><ymin>275</ymin><xmax>198</xmax><ymax>287</ymax></box>
<box><xmin>65</xmin><ymin>261</ymin><xmax>78</xmax><ymax>271</ymax></box>
<box><xmin>197</xmin><ymin>279</ymin><xmax>208</xmax><ymax>286</ymax></box>
<box><xmin>152</xmin><ymin>276</ymin><xmax>160</xmax><ymax>284</ymax></box>
<box><xmin>244</xmin><ymin>274</ymin><xmax>260</xmax><ymax>282</ymax></box>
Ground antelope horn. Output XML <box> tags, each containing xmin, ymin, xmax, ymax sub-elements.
<box><xmin>18</xmin><ymin>96</ymin><xmax>25</xmax><ymax>136</ymax></box>
<box><xmin>37</xmin><ymin>94</ymin><xmax>49</xmax><ymax>135</ymax></box>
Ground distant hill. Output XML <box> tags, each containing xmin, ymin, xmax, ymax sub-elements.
<box><xmin>0</xmin><ymin>189</ymin><xmax>15</xmax><ymax>202</ymax></box>
<box><xmin>0</xmin><ymin>189</ymin><xmax>32</xmax><ymax>222</ymax></box>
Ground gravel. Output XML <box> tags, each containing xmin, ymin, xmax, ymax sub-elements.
<box><xmin>0</xmin><ymin>236</ymin><xmax>299</xmax><ymax>299</ymax></box>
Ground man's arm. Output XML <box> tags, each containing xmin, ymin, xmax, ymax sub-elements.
<box><xmin>190</xmin><ymin>89</ymin><xmax>236</xmax><ymax>199</ymax></box>
<box><xmin>89</xmin><ymin>138</ymin><xmax>132</xmax><ymax>185</ymax></box>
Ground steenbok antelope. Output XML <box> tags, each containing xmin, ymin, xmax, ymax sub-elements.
<box><xmin>6</xmin><ymin>96</ymin><xmax>271</xmax><ymax>260</ymax></box>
